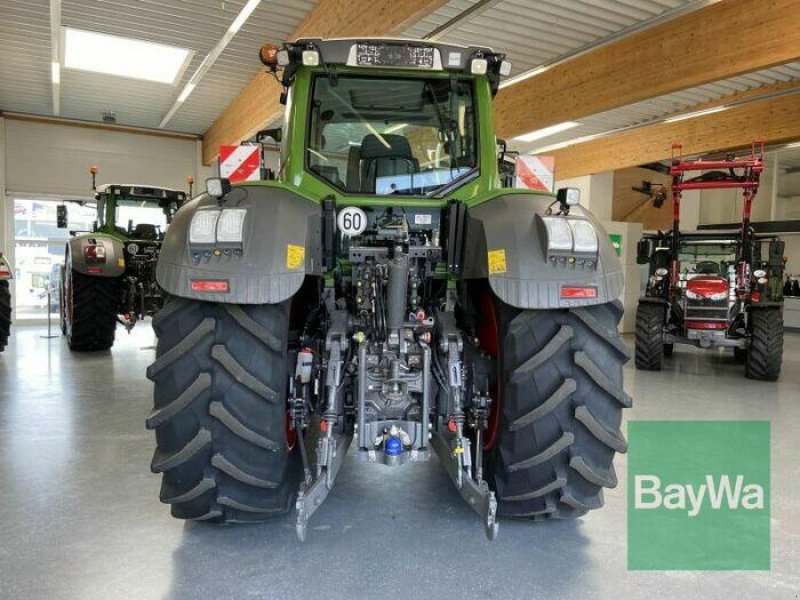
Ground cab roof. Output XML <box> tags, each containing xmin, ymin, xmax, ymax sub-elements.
<box><xmin>95</xmin><ymin>184</ymin><xmax>186</xmax><ymax>202</ymax></box>
<box><xmin>282</xmin><ymin>38</ymin><xmax>509</xmax><ymax>94</ymax></box>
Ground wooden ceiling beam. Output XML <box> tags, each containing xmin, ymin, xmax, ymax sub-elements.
<box><xmin>550</xmin><ymin>92</ymin><xmax>800</xmax><ymax>179</ymax></box>
<box><xmin>201</xmin><ymin>0</ymin><xmax>449</xmax><ymax>165</ymax></box>
<box><xmin>493</xmin><ymin>0</ymin><xmax>800</xmax><ymax>140</ymax></box>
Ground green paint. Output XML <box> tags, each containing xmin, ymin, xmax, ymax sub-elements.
<box><xmin>609</xmin><ymin>233</ymin><xmax>622</xmax><ymax>257</ymax></box>
<box><xmin>628</xmin><ymin>421</ymin><xmax>770</xmax><ymax>570</ymax></box>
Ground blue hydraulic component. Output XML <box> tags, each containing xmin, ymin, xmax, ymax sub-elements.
<box><xmin>385</xmin><ymin>436</ymin><xmax>402</xmax><ymax>456</ymax></box>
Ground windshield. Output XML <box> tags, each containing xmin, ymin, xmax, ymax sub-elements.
<box><xmin>678</xmin><ymin>242</ymin><xmax>738</xmax><ymax>279</ymax></box>
<box><xmin>307</xmin><ymin>74</ymin><xmax>477</xmax><ymax>196</ymax></box>
<box><xmin>114</xmin><ymin>199</ymin><xmax>170</xmax><ymax>236</ymax></box>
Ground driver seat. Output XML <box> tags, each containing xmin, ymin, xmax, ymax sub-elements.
<box><xmin>359</xmin><ymin>134</ymin><xmax>418</xmax><ymax>193</ymax></box>
<box><xmin>131</xmin><ymin>224</ymin><xmax>159</xmax><ymax>240</ymax></box>
<box><xmin>696</xmin><ymin>261</ymin><xmax>721</xmax><ymax>275</ymax></box>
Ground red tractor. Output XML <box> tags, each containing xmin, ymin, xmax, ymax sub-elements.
<box><xmin>635</xmin><ymin>142</ymin><xmax>785</xmax><ymax>380</ymax></box>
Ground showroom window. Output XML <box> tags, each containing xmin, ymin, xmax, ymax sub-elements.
<box><xmin>13</xmin><ymin>198</ymin><xmax>95</xmax><ymax>320</ymax></box>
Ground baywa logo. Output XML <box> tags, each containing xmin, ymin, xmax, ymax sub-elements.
<box><xmin>627</xmin><ymin>421</ymin><xmax>770</xmax><ymax>570</ymax></box>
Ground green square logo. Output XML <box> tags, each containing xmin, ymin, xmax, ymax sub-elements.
<box><xmin>628</xmin><ymin>421</ymin><xmax>770</xmax><ymax>570</ymax></box>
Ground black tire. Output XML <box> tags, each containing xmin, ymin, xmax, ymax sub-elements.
<box><xmin>663</xmin><ymin>343</ymin><xmax>674</xmax><ymax>357</ymax></box>
<box><xmin>0</xmin><ymin>280</ymin><xmax>11</xmax><ymax>353</ymax></box>
<box><xmin>146</xmin><ymin>297</ymin><xmax>300</xmax><ymax>522</ymax></box>
<box><xmin>65</xmin><ymin>268</ymin><xmax>119</xmax><ymax>351</ymax></box>
<box><xmin>634</xmin><ymin>302</ymin><xmax>665</xmax><ymax>370</ymax></box>
<box><xmin>485</xmin><ymin>300</ymin><xmax>631</xmax><ymax>519</ymax></box>
<box><xmin>58</xmin><ymin>266</ymin><xmax>67</xmax><ymax>335</ymax></box>
<box><xmin>745</xmin><ymin>309</ymin><xmax>783</xmax><ymax>381</ymax></box>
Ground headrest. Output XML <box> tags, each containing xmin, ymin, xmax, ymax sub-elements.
<box><xmin>132</xmin><ymin>224</ymin><xmax>159</xmax><ymax>240</ymax></box>
<box><xmin>696</xmin><ymin>261</ymin><xmax>720</xmax><ymax>275</ymax></box>
<box><xmin>360</xmin><ymin>134</ymin><xmax>413</xmax><ymax>160</ymax></box>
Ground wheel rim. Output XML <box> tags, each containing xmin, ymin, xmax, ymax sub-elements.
<box><xmin>477</xmin><ymin>293</ymin><xmax>501</xmax><ymax>452</ymax></box>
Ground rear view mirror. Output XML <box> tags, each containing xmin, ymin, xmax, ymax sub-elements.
<box><xmin>636</xmin><ymin>238</ymin><xmax>653</xmax><ymax>265</ymax></box>
<box><xmin>56</xmin><ymin>204</ymin><xmax>68</xmax><ymax>228</ymax></box>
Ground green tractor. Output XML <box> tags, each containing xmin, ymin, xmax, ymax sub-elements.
<box><xmin>0</xmin><ymin>252</ymin><xmax>12</xmax><ymax>353</ymax></box>
<box><xmin>59</xmin><ymin>171</ymin><xmax>187</xmax><ymax>351</ymax></box>
<box><xmin>146</xmin><ymin>38</ymin><xmax>631</xmax><ymax>540</ymax></box>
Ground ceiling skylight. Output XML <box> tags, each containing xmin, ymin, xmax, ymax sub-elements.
<box><xmin>63</xmin><ymin>28</ymin><xmax>192</xmax><ymax>85</ymax></box>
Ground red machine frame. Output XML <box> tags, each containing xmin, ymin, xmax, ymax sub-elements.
<box><xmin>668</xmin><ymin>140</ymin><xmax>765</xmax><ymax>297</ymax></box>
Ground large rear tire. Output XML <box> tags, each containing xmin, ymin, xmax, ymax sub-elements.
<box><xmin>146</xmin><ymin>297</ymin><xmax>300</xmax><ymax>522</ymax></box>
<box><xmin>745</xmin><ymin>308</ymin><xmax>783</xmax><ymax>381</ymax></box>
<box><xmin>634</xmin><ymin>302</ymin><xmax>665</xmax><ymax>370</ymax></box>
<box><xmin>65</xmin><ymin>268</ymin><xmax>119</xmax><ymax>351</ymax></box>
<box><xmin>0</xmin><ymin>280</ymin><xmax>11</xmax><ymax>353</ymax></box>
<box><xmin>484</xmin><ymin>300</ymin><xmax>631</xmax><ymax>519</ymax></box>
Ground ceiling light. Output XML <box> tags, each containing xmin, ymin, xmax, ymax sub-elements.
<box><xmin>229</xmin><ymin>0</ymin><xmax>261</xmax><ymax>34</ymax></box>
<box><xmin>513</xmin><ymin>121</ymin><xmax>581</xmax><ymax>143</ymax></box>
<box><xmin>64</xmin><ymin>28</ymin><xmax>192</xmax><ymax>84</ymax></box>
<box><xmin>663</xmin><ymin>105</ymin><xmax>728</xmax><ymax>124</ymax></box>
<box><xmin>177</xmin><ymin>83</ymin><xmax>196</xmax><ymax>103</ymax></box>
<box><xmin>499</xmin><ymin>65</ymin><xmax>551</xmax><ymax>89</ymax></box>
<box><xmin>529</xmin><ymin>133</ymin><xmax>601</xmax><ymax>154</ymax></box>
<box><xmin>159</xmin><ymin>0</ymin><xmax>262</xmax><ymax>128</ymax></box>
<box><xmin>383</xmin><ymin>124</ymin><xmax>408</xmax><ymax>134</ymax></box>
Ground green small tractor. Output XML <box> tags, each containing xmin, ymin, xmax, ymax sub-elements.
<box><xmin>59</xmin><ymin>171</ymin><xmax>187</xmax><ymax>351</ymax></box>
<box><xmin>146</xmin><ymin>38</ymin><xmax>631</xmax><ymax>540</ymax></box>
<box><xmin>0</xmin><ymin>252</ymin><xmax>12</xmax><ymax>353</ymax></box>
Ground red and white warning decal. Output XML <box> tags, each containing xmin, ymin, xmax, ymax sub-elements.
<box><xmin>219</xmin><ymin>145</ymin><xmax>261</xmax><ymax>183</ymax></box>
<box><xmin>515</xmin><ymin>155</ymin><xmax>555</xmax><ymax>192</ymax></box>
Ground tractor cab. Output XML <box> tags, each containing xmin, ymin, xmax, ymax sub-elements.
<box><xmin>254</xmin><ymin>38</ymin><xmax>511</xmax><ymax>204</ymax></box>
<box><xmin>93</xmin><ymin>183</ymin><xmax>187</xmax><ymax>241</ymax></box>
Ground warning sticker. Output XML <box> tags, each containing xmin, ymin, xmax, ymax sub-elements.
<box><xmin>117</xmin><ymin>258</ymin><xmax>125</xmax><ymax>268</ymax></box>
<box><xmin>286</xmin><ymin>244</ymin><xmax>305</xmax><ymax>270</ymax></box>
<box><xmin>487</xmin><ymin>249</ymin><xmax>507</xmax><ymax>275</ymax></box>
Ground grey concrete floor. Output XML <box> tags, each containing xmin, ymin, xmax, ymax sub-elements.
<box><xmin>1</xmin><ymin>323</ymin><xmax>799</xmax><ymax>600</ymax></box>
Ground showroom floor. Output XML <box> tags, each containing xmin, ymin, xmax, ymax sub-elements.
<box><xmin>0</xmin><ymin>324</ymin><xmax>798</xmax><ymax>600</ymax></box>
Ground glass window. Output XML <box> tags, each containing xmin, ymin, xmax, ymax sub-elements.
<box><xmin>115</xmin><ymin>199</ymin><xmax>169</xmax><ymax>236</ymax></box>
<box><xmin>677</xmin><ymin>242</ymin><xmax>738</xmax><ymax>285</ymax></box>
<box><xmin>12</xmin><ymin>199</ymin><xmax>94</xmax><ymax>320</ymax></box>
<box><xmin>307</xmin><ymin>75</ymin><xmax>477</xmax><ymax>196</ymax></box>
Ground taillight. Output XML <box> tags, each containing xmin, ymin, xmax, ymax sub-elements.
<box><xmin>560</xmin><ymin>286</ymin><xmax>598</xmax><ymax>299</ymax></box>
<box><xmin>85</xmin><ymin>244</ymin><xmax>106</xmax><ymax>262</ymax></box>
<box><xmin>751</xmin><ymin>291</ymin><xmax>761</xmax><ymax>303</ymax></box>
<box><xmin>190</xmin><ymin>279</ymin><xmax>229</xmax><ymax>293</ymax></box>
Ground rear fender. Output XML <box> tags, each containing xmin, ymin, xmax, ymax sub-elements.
<box><xmin>68</xmin><ymin>234</ymin><xmax>125</xmax><ymax>277</ymax></box>
<box><xmin>156</xmin><ymin>185</ymin><xmax>322</xmax><ymax>304</ymax></box>
<box><xmin>0</xmin><ymin>254</ymin><xmax>12</xmax><ymax>280</ymax></box>
<box><xmin>462</xmin><ymin>193</ymin><xmax>623</xmax><ymax>309</ymax></box>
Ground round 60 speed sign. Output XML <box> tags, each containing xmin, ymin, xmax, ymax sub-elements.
<box><xmin>337</xmin><ymin>206</ymin><xmax>368</xmax><ymax>236</ymax></box>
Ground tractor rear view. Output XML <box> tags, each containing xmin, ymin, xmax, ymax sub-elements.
<box><xmin>635</xmin><ymin>142</ymin><xmax>785</xmax><ymax>380</ymax></box>
<box><xmin>146</xmin><ymin>38</ymin><xmax>631</xmax><ymax>540</ymax></box>
<box><xmin>59</xmin><ymin>170</ymin><xmax>187</xmax><ymax>350</ymax></box>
